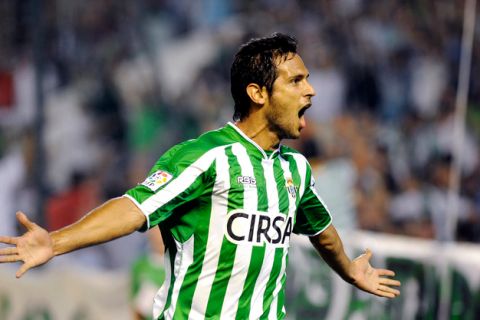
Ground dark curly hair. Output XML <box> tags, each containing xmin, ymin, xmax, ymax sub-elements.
<box><xmin>231</xmin><ymin>33</ymin><xmax>298</xmax><ymax>121</ymax></box>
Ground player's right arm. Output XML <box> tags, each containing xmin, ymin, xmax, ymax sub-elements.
<box><xmin>0</xmin><ymin>196</ymin><xmax>145</xmax><ymax>278</ymax></box>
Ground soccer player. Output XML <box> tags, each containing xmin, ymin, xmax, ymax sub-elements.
<box><xmin>0</xmin><ymin>33</ymin><xmax>400</xmax><ymax>319</ymax></box>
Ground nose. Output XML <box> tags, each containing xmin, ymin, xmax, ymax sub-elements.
<box><xmin>305</xmin><ymin>80</ymin><xmax>316</xmax><ymax>97</ymax></box>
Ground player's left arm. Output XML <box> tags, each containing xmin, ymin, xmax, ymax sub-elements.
<box><xmin>309</xmin><ymin>224</ymin><xmax>401</xmax><ymax>298</ymax></box>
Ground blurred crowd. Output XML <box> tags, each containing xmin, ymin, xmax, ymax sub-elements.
<box><xmin>1</xmin><ymin>0</ymin><xmax>480</xmax><ymax>270</ymax></box>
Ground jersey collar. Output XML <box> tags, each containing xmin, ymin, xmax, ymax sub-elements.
<box><xmin>227</xmin><ymin>122</ymin><xmax>281</xmax><ymax>160</ymax></box>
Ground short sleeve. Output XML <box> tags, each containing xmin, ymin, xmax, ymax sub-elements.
<box><xmin>293</xmin><ymin>169</ymin><xmax>332</xmax><ymax>236</ymax></box>
<box><xmin>125</xmin><ymin>141</ymin><xmax>216</xmax><ymax>231</ymax></box>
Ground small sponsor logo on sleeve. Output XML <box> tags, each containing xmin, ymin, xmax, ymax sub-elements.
<box><xmin>141</xmin><ymin>170</ymin><xmax>173</xmax><ymax>191</ymax></box>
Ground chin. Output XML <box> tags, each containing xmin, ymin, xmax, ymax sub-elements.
<box><xmin>291</xmin><ymin>133</ymin><xmax>301</xmax><ymax>139</ymax></box>
<box><xmin>283</xmin><ymin>131</ymin><xmax>301</xmax><ymax>140</ymax></box>
<box><xmin>272</xmin><ymin>123</ymin><xmax>301</xmax><ymax>140</ymax></box>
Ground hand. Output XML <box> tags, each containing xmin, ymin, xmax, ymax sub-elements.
<box><xmin>350</xmin><ymin>249</ymin><xmax>401</xmax><ymax>298</ymax></box>
<box><xmin>0</xmin><ymin>211</ymin><xmax>54</xmax><ymax>278</ymax></box>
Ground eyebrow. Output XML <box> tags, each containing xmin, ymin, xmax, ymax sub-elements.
<box><xmin>289</xmin><ymin>72</ymin><xmax>309</xmax><ymax>80</ymax></box>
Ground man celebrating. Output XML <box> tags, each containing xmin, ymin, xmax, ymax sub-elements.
<box><xmin>0</xmin><ymin>33</ymin><xmax>400</xmax><ymax>319</ymax></box>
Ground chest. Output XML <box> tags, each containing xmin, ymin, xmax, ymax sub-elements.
<box><xmin>214</xmin><ymin>157</ymin><xmax>301</xmax><ymax>213</ymax></box>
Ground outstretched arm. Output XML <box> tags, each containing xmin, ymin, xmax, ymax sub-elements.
<box><xmin>309</xmin><ymin>224</ymin><xmax>401</xmax><ymax>298</ymax></box>
<box><xmin>0</xmin><ymin>196</ymin><xmax>145</xmax><ymax>278</ymax></box>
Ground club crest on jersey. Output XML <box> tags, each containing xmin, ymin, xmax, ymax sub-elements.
<box><xmin>141</xmin><ymin>170</ymin><xmax>173</xmax><ymax>191</ymax></box>
<box><xmin>225</xmin><ymin>210</ymin><xmax>293</xmax><ymax>248</ymax></box>
<box><xmin>285</xmin><ymin>178</ymin><xmax>297</xmax><ymax>198</ymax></box>
<box><xmin>237</xmin><ymin>175</ymin><xmax>256</xmax><ymax>188</ymax></box>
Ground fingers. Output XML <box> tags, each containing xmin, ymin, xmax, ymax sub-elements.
<box><xmin>377</xmin><ymin>268</ymin><xmax>396</xmax><ymax>277</ymax></box>
<box><xmin>0</xmin><ymin>236</ymin><xmax>18</xmax><ymax>245</ymax></box>
<box><xmin>0</xmin><ymin>238</ymin><xmax>21</xmax><ymax>265</ymax></box>
<box><xmin>375</xmin><ymin>290</ymin><xmax>397</xmax><ymax>299</ymax></box>
<box><xmin>16</xmin><ymin>211</ymin><xmax>36</xmax><ymax>231</ymax></box>
<box><xmin>377</xmin><ymin>269</ymin><xmax>401</xmax><ymax>298</ymax></box>
<box><xmin>377</xmin><ymin>284</ymin><xmax>401</xmax><ymax>298</ymax></box>
<box><xmin>16</xmin><ymin>263</ymin><xmax>32</xmax><ymax>278</ymax></box>
<box><xmin>357</xmin><ymin>248</ymin><xmax>372</xmax><ymax>260</ymax></box>
<box><xmin>364</xmin><ymin>248</ymin><xmax>372</xmax><ymax>260</ymax></box>
<box><xmin>0</xmin><ymin>255</ymin><xmax>21</xmax><ymax>263</ymax></box>
<box><xmin>375</xmin><ymin>270</ymin><xmax>401</xmax><ymax>298</ymax></box>
<box><xmin>380</xmin><ymin>277</ymin><xmax>401</xmax><ymax>287</ymax></box>
<box><xmin>0</xmin><ymin>247</ymin><xmax>18</xmax><ymax>255</ymax></box>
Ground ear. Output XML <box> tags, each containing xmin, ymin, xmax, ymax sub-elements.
<box><xmin>246</xmin><ymin>83</ymin><xmax>268</xmax><ymax>105</ymax></box>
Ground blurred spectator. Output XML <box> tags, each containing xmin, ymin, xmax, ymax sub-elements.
<box><xmin>46</xmin><ymin>171</ymin><xmax>100</xmax><ymax>231</ymax></box>
<box><xmin>308</xmin><ymin>142</ymin><xmax>358</xmax><ymax>232</ymax></box>
<box><xmin>389</xmin><ymin>177</ymin><xmax>434</xmax><ymax>239</ymax></box>
<box><xmin>425</xmin><ymin>154</ymin><xmax>476</xmax><ymax>241</ymax></box>
<box><xmin>0</xmin><ymin>128</ymin><xmax>35</xmax><ymax>238</ymax></box>
<box><xmin>130</xmin><ymin>228</ymin><xmax>165</xmax><ymax>320</ymax></box>
<box><xmin>307</xmin><ymin>45</ymin><xmax>346</xmax><ymax>124</ymax></box>
<box><xmin>409</xmin><ymin>37</ymin><xmax>448</xmax><ymax>119</ymax></box>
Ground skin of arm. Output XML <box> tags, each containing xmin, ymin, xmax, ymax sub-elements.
<box><xmin>309</xmin><ymin>224</ymin><xmax>355</xmax><ymax>283</ymax></box>
<box><xmin>51</xmin><ymin>196</ymin><xmax>146</xmax><ymax>256</ymax></box>
<box><xmin>309</xmin><ymin>224</ymin><xmax>401</xmax><ymax>298</ymax></box>
<box><xmin>0</xmin><ymin>196</ymin><xmax>146</xmax><ymax>278</ymax></box>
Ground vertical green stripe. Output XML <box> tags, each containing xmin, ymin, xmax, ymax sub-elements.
<box><xmin>204</xmin><ymin>146</ymin><xmax>239</xmax><ymax>317</ymax></box>
<box><xmin>235</xmin><ymin>153</ymin><xmax>269</xmax><ymax>319</ymax></box>
<box><xmin>204</xmin><ymin>238</ymin><xmax>237</xmax><ymax>316</ymax></box>
<box><xmin>277</xmin><ymin>277</ymin><xmax>286</xmax><ymax>318</ymax></box>
<box><xmin>171</xmin><ymin>170</ymin><xmax>216</xmax><ymax>319</ymax></box>
<box><xmin>235</xmin><ymin>246</ymin><xmax>266</xmax><ymax>320</ymax></box>
<box><xmin>262</xmin><ymin>248</ymin><xmax>284</xmax><ymax>315</ymax></box>
<box><xmin>277</xmin><ymin>255</ymin><xmax>289</xmax><ymax>317</ymax></box>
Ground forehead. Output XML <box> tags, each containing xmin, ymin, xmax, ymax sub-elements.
<box><xmin>275</xmin><ymin>53</ymin><xmax>309</xmax><ymax>78</ymax></box>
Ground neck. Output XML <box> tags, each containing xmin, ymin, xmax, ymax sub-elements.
<box><xmin>235</xmin><ymin>117</ymin><xmax>281</xmax><ymax>151</ymax></box>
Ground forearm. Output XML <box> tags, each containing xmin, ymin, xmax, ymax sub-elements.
<box><xmin>51</xmin><ymin>196</ymin><xmax>146</xmax><ymax>256</ymax></box>
<box><xmin>309</xmin><ymin>224</ymin><xmax>354</xmax><ymax>283</ymax></box>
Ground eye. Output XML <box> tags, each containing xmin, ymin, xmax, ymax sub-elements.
<box><xmin>292</xmin><ymin>77</ymin><xmax>302</xmax><ymax>84</ymax></box>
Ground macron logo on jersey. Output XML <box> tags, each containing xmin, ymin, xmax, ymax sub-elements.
<box><xmin>225</xmin><ymin>210</ymin><xmax>293</xmax><ymax>248</ymax></box>
<box><xmin>141</xmin><ymin>170</ymin><xmax>173</xmax><ymax>191</ymax></box>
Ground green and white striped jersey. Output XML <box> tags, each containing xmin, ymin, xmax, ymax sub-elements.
<box><xmin>125</xmin><ymin>122</ymin><xmax>332</xmax><ymax>320</ymax></box>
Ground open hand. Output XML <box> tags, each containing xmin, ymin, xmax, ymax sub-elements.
<box><xmin>0</xmin><ymin>212</ymin><xmax>54</xmax><ymax>278</ymax></box>
<box><xmin>350</xmin><ymin>249</ymin><xmax>401</xmax><ymax>298</ymax></box>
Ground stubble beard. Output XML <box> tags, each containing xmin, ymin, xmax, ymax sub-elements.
<box><xmin>266</xmin><ymin>110</ymin><xmax>300</xmax><ymax>141</ymax></box>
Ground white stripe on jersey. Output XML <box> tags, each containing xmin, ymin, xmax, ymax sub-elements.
<box><xmin>153</xmin><ymin>248</ymin><xmax>172</xmax><ymax>319</ymax></box>
<box><xmin>164</xmin><ymin>237</ymin><xmax>195</xmax><ymax>319</ymax></box>
<box><xmin>220</xmin><ymin>143</ymin><xmax>257</xmax><ymax>319</ymax></box>
<box><xmin>140</xmin><ymin>148</ymin><xmax>218</xmax><ymax>215</ymax></box>
<box><xmin>268</xmin><ymin>156</ymin><xmax>297</xmax><ymax>319</ymax></box>
<box><xmin>190</xmin><ymin>146</ymin><xmax>231</xmax><ymax>319</ymax></box>
<box><xmin>249</xmin><ymin>159</ymin><xmax>279</xmax><ymax>319</ymax></box>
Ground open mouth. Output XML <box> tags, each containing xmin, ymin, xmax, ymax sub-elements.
<box><xmin>298</xmin><ymin>104</ymin><xmax>311</xmax><ymax>118</ymax></box>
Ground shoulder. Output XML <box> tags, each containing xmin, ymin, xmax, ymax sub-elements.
<box><xmin>281</xmin><ymin>145</ymin><xmax>310</xmax><ymax>165</ymax></box>
<box><xmin>162</xmin><ymin>126</ymin><xmax>234</xmax><ymax>162</ymax></box>
<box><xmin>280</xmin><ymin>145</ymin><xmax>314</xmax><ymax>181</ymax></box>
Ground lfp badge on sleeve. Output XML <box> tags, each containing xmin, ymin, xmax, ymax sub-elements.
<box><xmin>141</xmin><ymin>170</ymin><xmax>173</xmax><ymax>191</ymax></box>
